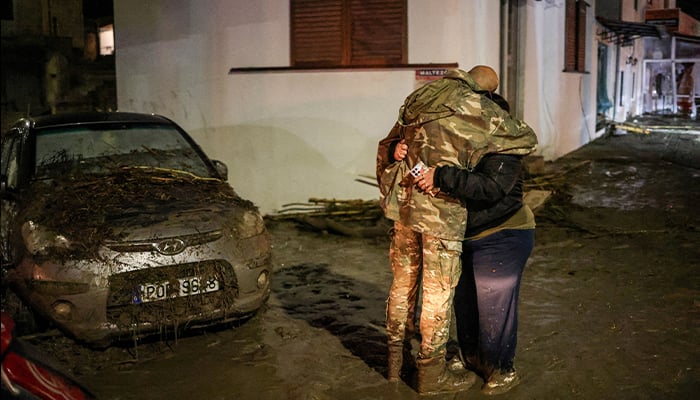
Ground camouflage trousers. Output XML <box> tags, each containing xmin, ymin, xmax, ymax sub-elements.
<box><xmin>386</xmin><ymin>221</ymin><xmax>463</xmax><ymax>359</ymax></box>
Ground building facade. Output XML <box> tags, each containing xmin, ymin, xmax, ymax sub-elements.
<box><xmin>597</xmin><ymin>0</ymin><xmax>700</xmax><ymax>122</ymax></box>
<box><xmin>113</xmin><ymin>0</ymin><xmax>608</xmax><ymax>214</ymax></box>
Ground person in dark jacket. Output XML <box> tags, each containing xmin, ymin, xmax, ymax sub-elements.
<box><xmin>398</xmin><ymin>91</ymin><xmax>536</xmax><ymax>395</ymax></box>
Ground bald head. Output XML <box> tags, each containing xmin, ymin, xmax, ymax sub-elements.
<box><xmin>468</xmin><ymin>65</ymin><xmax>499</xmax><ymax>92</ymax></box>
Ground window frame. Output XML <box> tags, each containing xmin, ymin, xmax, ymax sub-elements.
<box><xmin>230</xmin><ymin>0</ymin><xmax>457</xmax><ymax>74</ymax></box>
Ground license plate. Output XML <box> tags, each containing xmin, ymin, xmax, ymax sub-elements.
<box><xmin>134</xmin><ymin>276</ymin><xmax>220</xmax><ymax>304</ymax></box>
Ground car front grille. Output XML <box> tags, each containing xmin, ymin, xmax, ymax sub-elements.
<box><xmin>104</xmin><ymin>230</ymin><xmax>223</xmax><ymax>253</ymax></box>
<box><xmin>106</xmin><ymin>260</ymin><xmax>238</xmax><ymax>329</ymax></box>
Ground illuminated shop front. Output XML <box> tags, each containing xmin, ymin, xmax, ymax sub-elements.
<box><xmin>642</xmin><ymin>34</ymin><xmax>699</xmax><ymax>116</ymax></box>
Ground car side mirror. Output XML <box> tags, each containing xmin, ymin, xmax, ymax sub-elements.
<box><xmin>212</xmin><ymin>160</ymin><xmax>228</xmax><ymax>180</ymax></box>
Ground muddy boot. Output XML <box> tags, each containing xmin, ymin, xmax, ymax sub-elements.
<box><xmin>388</xmin><ymin>341</ymin><xmax>414</xmax><ymax>382</ymax></box>
<box><xmin>481</xmin><ymin>368</ymin><xmax>520</xmax><ymax>395</ymax></box>
<box><xmin>387</xmin><ymin>343</ymin><xmax>404</xmax><ymax>382</ymax></box>
<box><xmin>415</xmin><ymin>356</ymin><xmax>476</xmax><ymax>395</ymax></box>
<box><xmin>446</xmin><ymin>355</ymin><xmax>466</xmax><ymax>372</ymax></box>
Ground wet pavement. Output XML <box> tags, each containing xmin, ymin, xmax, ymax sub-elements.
<box><xmin>26</xmin><ymin>130</ymin><xmax>700</xmax><ymax>399</ymax></box>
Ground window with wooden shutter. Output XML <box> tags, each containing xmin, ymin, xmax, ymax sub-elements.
<box><xmin>291</xmin><ymin>0</ymin><xmax>407</xmax><ymax>67</ymax></box>
<box><xmin>564</xmin><ymin>0</ymin><xmax>589</xmax><ymax>73</ymax></box>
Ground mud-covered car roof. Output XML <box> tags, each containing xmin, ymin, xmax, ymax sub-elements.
<box><xmin>14</xmin><ymin>111</ymin><xmax>175</xmax><ymax>130</ymax></box>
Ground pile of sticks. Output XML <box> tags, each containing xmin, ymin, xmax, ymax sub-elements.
<box><xmin>268</xmin><ymin>198</ymin><xmax>383</xmax><ymax>222</ymax></box>
<box><xmin>267</xmin><ymin>198</ymin><xmax>390</xmax><ymax>238</ymax></box>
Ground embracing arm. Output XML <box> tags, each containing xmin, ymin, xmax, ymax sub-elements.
<box><xmin>376</xmin><ymin>122</ymin><xmax>408</xmax><ymax>183</ymax></box>
<box><xmin>433</xmin><ymin>154</ymin><xmax>523</xmax><ymax>205</ymax></box>
<box><xmin>376</xmin><ymin>122</ymin><xmax>400</xmax><ymax>183</ymax></box>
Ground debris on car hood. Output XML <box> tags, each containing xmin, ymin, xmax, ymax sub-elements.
<box><xmin>15</xmin><ymin>167</ymin><xmax>258</xmax><ymax>259</ymax></box>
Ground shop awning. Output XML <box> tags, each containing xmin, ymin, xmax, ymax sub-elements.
<box><xmin>597</xmin><ymin>17</ymin><xmax>669</xmax><ymax>45</ymax></box>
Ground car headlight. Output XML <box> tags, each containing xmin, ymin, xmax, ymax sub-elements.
<box><xmin>21</xmin><ymin>221</ymin><xmax>72</xmax><ymax>255</ymax></box>
<box><xmin>237</xmin><ymin>210</ymin><xmax>266</xmax><ymax>238</ymax></box>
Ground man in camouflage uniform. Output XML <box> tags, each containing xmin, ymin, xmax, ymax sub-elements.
<box><xmin>376</xmin><ymin>66</ymin><xmax>537</xmax><ymax>395</ymax></box>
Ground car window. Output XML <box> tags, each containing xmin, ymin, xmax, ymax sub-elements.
<box><xmin>33</xmin><ymin>124</ymin><xmax>213</xmax><ymax>179</ymax></box>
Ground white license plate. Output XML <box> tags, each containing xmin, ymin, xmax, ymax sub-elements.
<box><xmin>135</xmin><ymin>276</ymin><xmax>220</xmax><ymax>304</ymax></box>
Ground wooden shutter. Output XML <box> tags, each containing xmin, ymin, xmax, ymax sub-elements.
<box><xmin>565</xmin><ymin>0</ymin><xmax>588</xmax><ymax>72</ymax></box>
<box><xmin>576</xmin><ymin>0</ymin><xmax>587</xmax><ymax>71</ymax></box>
<box><xmin>350</xmin><ymin>0</ymin><xmax>406</xmax><ymax>65</ymax></box>
<box><xmin>291</xmin><ymin>0</ymin><xmax>345</xmax><ymax>66</ymax></box>
<box><xmin>291</xmin><ymin>0</ymin><xmax>406</xmax><ymax>67</ymax></box>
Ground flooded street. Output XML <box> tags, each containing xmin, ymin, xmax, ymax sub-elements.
<box><xmin>29</xmin><ymin>132</ymin><xmax>699</xmax><ymax>399</ymax></box>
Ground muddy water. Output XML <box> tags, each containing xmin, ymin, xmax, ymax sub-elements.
<box><xmin>32</xmin><ymin>132</ymin><xmax>699</xmax><ymax>399</ymax></box>
<box><xmin>80</xmin><ymin>225</ymin><xmax>421</xmax><ymax>400</ymax></box>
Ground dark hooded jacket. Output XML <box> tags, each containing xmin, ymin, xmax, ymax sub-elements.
<box><xmin>376</xmin><ymin>69</ymin><xmax>537</xmax><ymax>240</ymax></box>
<box><xmin>434</xmin><ymin>153</ymin><xmax>524</xmax><ymax>237</ymax></box>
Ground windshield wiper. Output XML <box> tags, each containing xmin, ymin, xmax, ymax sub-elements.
<box><xmin>121</xmin><ymin>166</ymin><xmax>221</xmax><ymax>182</ymax></box>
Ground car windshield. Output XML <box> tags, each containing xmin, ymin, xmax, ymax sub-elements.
<box><xmin>33</xmin><ymin>123</ymin><xmax>214</xmax><ymax>179</ymax></box>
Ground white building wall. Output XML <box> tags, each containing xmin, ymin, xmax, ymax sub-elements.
<box><xmin>522</xmin><ymin>0</ymin><xmax>599</xmax><ymax>160</ymax></box>
<box><xmin>114</xmin><ymin>0</ymin><xmax>593</xmax><ymax>214</ymax></box>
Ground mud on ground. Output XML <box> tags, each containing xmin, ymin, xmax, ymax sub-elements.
<box><xmin>24</xmin><ymin>132</ymin><xmax>700</xmax><ymax>399</ymax></box>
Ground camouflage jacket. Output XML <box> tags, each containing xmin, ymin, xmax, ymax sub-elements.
<box><xmin>376</xmin><ymin>69</ymin><xmax>538</xmax><ymax>240</ymax></box>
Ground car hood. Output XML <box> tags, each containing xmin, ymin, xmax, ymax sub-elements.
<box><xmin>17</xmin><ymin>168</ymin><xmax>259</xmax><ymax>256</ymax></box>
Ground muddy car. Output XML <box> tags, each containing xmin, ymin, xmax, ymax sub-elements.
<box><xmin>0</xmin><ymin>112</ymin><xmax>272</xmax><ymax>346</ymax></box>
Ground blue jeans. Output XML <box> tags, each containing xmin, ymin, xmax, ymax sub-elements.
<box><xmin>454</xmin><ymin>229</ymin><xmax>534</xmax><ymax>376</ymax></box>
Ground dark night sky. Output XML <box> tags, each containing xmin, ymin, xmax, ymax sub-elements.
<box><xmin>676</xmin><ymin>0</ymin><xmax>700</xmax><ymax>22</ymax></box>
<box><xmin>79</xmin><ymin>1</ymin><xmax>700</xmax><ymax>29</ymax></box>
<box><xmin>82</xmin><ymin>0</ymin><xmax>113</xmax><ymax>19</ymax></box>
